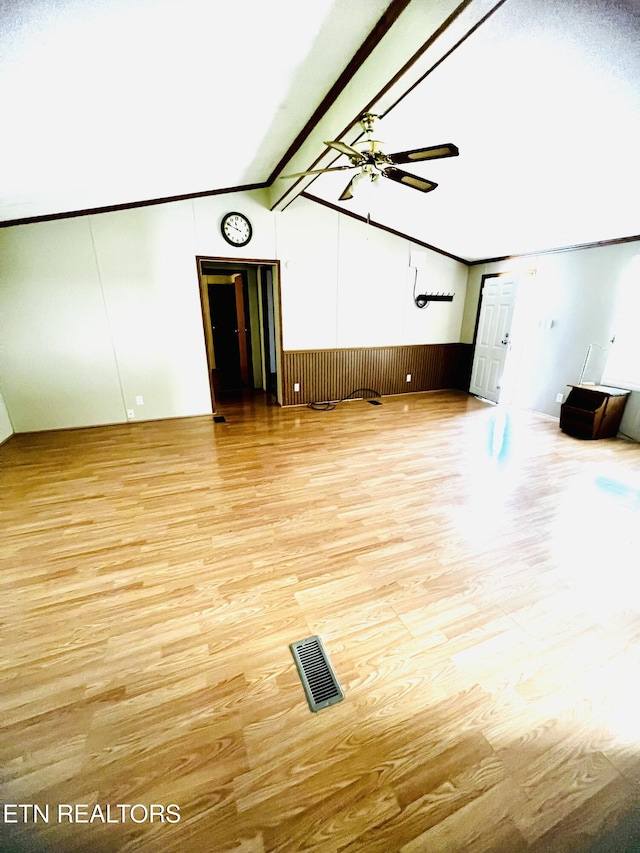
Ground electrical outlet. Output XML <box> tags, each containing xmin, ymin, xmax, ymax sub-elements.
<box><xmin>555</xmin><ymin>393</ymin><xmax>564</xmax><ymax>403</ymax></box>
<box><xmin>294</xmin><ymin>383</ymin><xmax>300</xmax><ymax>392</ymax></box>
<box><xmin>135</xmin><ymin>395</ymin><xmax>144</xmax><ymax>405</ymax></box>
<box><xmin>127</xmin><ymin>409</ymin><xmax>135</xmax><ymax>419</ymax></box>
<box><xmin>406</xmin><ymin>374</ymin><xmax>412</xmax><ymax>382</ymax></box>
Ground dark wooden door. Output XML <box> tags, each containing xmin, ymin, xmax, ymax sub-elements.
<box><xmin>233</xmin><ymin>274</ymin><xmax>250</xmax><ymax>387</ymax></box>
<box><xmin>207</xmin><ymin>275</ymin><xmax>251</xmax><ymax>393</ymax></box>
<box><xmin>261</xmin><ymin>266</ymin><xmax>277</xmax><ymax>396</ymax></box>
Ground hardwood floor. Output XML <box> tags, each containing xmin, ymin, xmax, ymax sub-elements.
<box><xmin>1</xmin><ymin>390</ymin><xmax>639</xmax><ymax>852</ymax></box>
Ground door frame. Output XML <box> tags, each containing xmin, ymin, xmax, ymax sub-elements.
<box><xmin>195</xmin><ymin>255</ymin><xmax>283</xmax><ymax>413</ymax></box>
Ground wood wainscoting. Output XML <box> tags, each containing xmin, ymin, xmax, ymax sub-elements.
<box><xmin>281</xmin><ymin>343</ymin><xmax>473</xmax><ymax>405</ymax></box>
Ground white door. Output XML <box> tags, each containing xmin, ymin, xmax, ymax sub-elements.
<box><xmin>469</xmin><ymin>276</ymin><xmax>518</xmax><ymax>403</ymax></box>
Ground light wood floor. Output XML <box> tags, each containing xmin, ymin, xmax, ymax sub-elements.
<box><xmin>1</xmin><ymin>391</ymin><xmax>640</xmax><ymax>852</ymax></box>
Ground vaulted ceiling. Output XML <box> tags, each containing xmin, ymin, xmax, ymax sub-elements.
<box><xmin>2</xmin><ymin>0</ymin><xmax>639</xmax><ymax>262</ymax></box>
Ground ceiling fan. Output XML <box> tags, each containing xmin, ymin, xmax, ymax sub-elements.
<box><xmin>282</xmin><ymin>113</ymin><xmax>459</xmax><ymax>201</ymax></box>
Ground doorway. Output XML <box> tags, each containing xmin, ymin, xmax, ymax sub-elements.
<box><xmin>197</xmin><ymin>257</ymin><xmax>282</xmax><ymax>412</ymax></box>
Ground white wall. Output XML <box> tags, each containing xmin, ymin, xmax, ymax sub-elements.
<box><xmin>90</xmin><ymin>202</ymin><xmax>210</xmax><ymax>423</ymax></box>
<box><xmin>0</xmin><ymin>386</ymin><xmax>13</xmax><ymax>444</ymax></box>
<box><xmin>463</xmin><ymin>242</ymin><xmax>640</xmax><ymax>441</ymax></box>
<box><xmin>2</xmin><ymin>187</ymin><xmax>636</xmax><ymax>439</ymax></box>
<box><xmin>0</xmin><ymin>190</ymin><xmax>278</xmax><ymax>432</ymax></box>
<box><xmin>0</xmin><ymin>191</ymin><xmax>467</xmax><ymax>433</ymax></box>
<box><xmin>277</xmin><ymin>196</ymin><xmax>467</xmax><ymax>350</ymax></box>
<box><xmin>0</xmin><ymin>216</ymin><xmax>126</xmax><ymax>432</ymax></box>
<box><xmin>275</xmin><ymin>199</ymin><xmax>340</xmax><ymax>350</ymax></box>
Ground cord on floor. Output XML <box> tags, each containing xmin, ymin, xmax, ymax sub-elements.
<box><xmin>307</xmin><ymin>388</ymin><xmax>381</xmax><ymax>411</ymax></box>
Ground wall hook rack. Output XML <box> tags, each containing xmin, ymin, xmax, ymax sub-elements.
<box><xmin>414</xmin><ymin>292</ymin><xmax>455</xmax><ymax>309</ymax></box>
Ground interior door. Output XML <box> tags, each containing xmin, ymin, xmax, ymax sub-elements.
<box><xmin>260</xmin><ymin>266</ymin><xmax>277</xmax><ymax>396</ymax></box>
<box><xmin>470</xmin><ymin>276</ymin><xmax>518</xmax><ymax>403</ymax></box>
<box><xmin>233</xmin><ymin>274</ymin><xmax>250</xmax><ymax>386</ymax></box>
<box><xmin>207</xmin><ymin>274</ymin><xmax>250</xmax><ymax>393</ymax></box>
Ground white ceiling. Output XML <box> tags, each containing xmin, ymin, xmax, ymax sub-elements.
<box><xmin>2</xmin><ymin>0</ymin><xmax>639</xmax><ymax>262</ymax></box>
<box><xmin>0</xmin><ymin>0</ymin><xmax>390</xmax><ymax>217</ymax></box>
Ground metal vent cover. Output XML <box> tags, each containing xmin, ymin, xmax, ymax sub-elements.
<box><xmin>290</xmin><ymin>635</ymin><xmax>344</xmax><ymax>712</ymax></box>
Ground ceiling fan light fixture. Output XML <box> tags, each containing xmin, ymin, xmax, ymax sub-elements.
<box><xmin>338</xmin><ymin>168</ymin><xmax>381</xmax><ymax>201</ymax></box>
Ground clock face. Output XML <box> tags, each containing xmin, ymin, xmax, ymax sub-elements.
<box><xmin>221</xmin><ymin>212</ymin><xmax>252</xmax><ymax>247</ymax></box>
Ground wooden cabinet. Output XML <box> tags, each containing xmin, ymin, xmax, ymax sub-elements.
<box><xmin>560</xmin><ymin>384</ymin><xmax>630</xmax><ymax>439</ymax></box>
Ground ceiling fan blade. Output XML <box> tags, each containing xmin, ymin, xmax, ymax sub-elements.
<box><xmin>339</xmin><ymin>174</ymin><xmax>359</xmax><ymax>201</ymax></box>
<box><xmin>382</xmin><ymin>167</ymin><xmax>438</xmax><ymax>193</ymax></box>
<box><xmin>387</xmin><ymin>143</ymin><xmax>459</xmax><ymax>165</ymax></box>
<box><xmin>324</xmin><ymin>140</ymin><xmax>363</xmax><ymax>160</ymax></box>
<box><xmin>280</xmin><ymin>165</ymin><xmax>354</xmax><ymax>179</ymax></box>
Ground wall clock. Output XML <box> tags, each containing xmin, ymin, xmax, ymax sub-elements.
<box><xmin>220</xmin><ymin>212</ymin><xmax>252</xmax><ymax>247</ymax></box>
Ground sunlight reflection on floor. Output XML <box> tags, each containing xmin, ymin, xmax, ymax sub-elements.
<box><xmin>551</xmin><ymin>462</ymin><xmax>640</xmax><ymax>614</ymax></box>
<box><xmin>452</xmin><ymin>407</ymin><xmax>530</xmax><ymax>545</ymax></box>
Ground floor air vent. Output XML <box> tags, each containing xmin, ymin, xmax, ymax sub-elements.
<box><xmin>367</xmin><ymin>399</ymin><xmax>382</xmax><ymax>405</ymax></box>
<box><xmin>213</xmin><ymin>415</ymin><xmax>227</xmax><ymax>423</ymax></box>
<box><xmin>290</xmin><ymin>635</ymin><xmax>344</xmax><ymax>712</ymax></box>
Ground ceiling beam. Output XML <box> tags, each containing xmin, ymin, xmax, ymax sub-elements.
<box><xmin>269</xmin><ymin>0</ymin><xmax>508</xmax><ymax>213</ymax></box>
<box><xmin>266</xmin><ymin>0</ymin><xmax>413</xmax><ymax>187</ymax></box>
